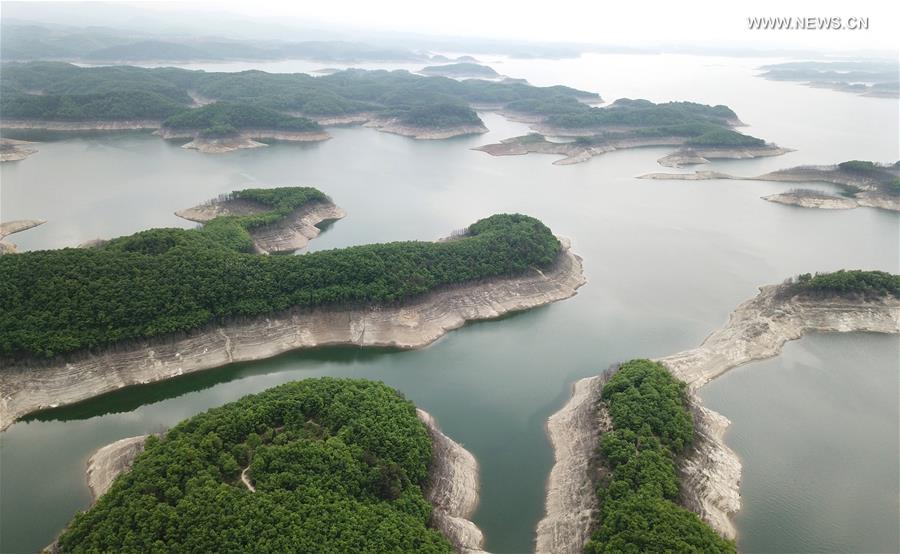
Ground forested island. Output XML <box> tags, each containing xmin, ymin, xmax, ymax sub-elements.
<box><xmin>540</xmin><ymin>270</ymin><xmax>900</xmax><ymax>553</ymax></box>
<box><xmin>0</xmin><ymin>198</ymin><xmax>585</xmax><ymax>428</ymax></box>
<box><xmin>53</xmin><ymin>378</ymin><xmax>483</xmax><ymax>553</ymax></box>
<box><xmin>475</xmin><ymin>99</ymin><xmax>787</xmax><ymax>166</ymax></box>
<box><xmin>0</xmin><ymin>61</ymin><xmax>601</xmax><ymax>142</ymax></box>
<box><xmin>640</xmin><ymin>160</ymin><xmax>900</xmax><ymax>212</ymax></box>
<box><xmin>419</xmin><ymin>63</ymin><xmax>501</xmax><ymax>79</ymax></box>
<box><xmin>758</xmin><ymin>61</ymin><xmax>899</xmax><ymax>98</ymax></box>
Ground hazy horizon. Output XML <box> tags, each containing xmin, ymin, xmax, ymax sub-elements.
<box><xmin>2</xmin><ymin>0</ymin><xmax>898</xmax><ymax>58</ymax></box>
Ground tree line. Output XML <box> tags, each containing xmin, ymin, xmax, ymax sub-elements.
<box><xmin>0</xmin><ymin>207</ymin><xmax>561</xmax><ymax>359</ymax></box>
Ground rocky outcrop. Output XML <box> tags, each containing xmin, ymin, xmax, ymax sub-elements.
<box><xmin>657</xmin><ymin>145</ymin><xmax>792</xmax><ymax>168</ymax></box>
<box><xmin>535</xmin><ymin>374</ymin><xmax>611</xmax><ymax>554</ymax></box>
<box><xmin>73</xmin><ymin>410</ymin><xmax>483</xmax><ymax>553</ymax></box>
<box><xmin>0</xmin><ymin>219</ymin><xmax>46</xmax><ymax>254</ymax></box>
<box><xmin>175</xmin><ymin>198</ymin><xmax>346</xmax><ymax>254</ymax></box>
<box><xmin>364</xmin><ymin>118</ymin><xmax>488</xmax><ymax>140</ymax></box>
<box><xmin>0</xmin><ymin>138</ymin><xmax>39</xmax><ymax>162</ymax></box>
<box><xmin>762</xmin><ymin>192</ymin><xmax>857</xmax><ymax>209</ymax></box>
<box><xmin>417</xmin><ymin>409</ymin><xmax>487</xmax><ymax>554</ymax></box>
<box><xmin>541</xmin><ymin>284</ymin><xmax>899</xmax><ymax>544</ymax></box>
<box><xmin>0</xmin><ymin>239</ymin><xmax>585</xmax><ymax>430</ymax></box>
<box><xmin>86</xmin><ymin>435</ymin><xmax>148</xmax><ymax>502</ymax></box>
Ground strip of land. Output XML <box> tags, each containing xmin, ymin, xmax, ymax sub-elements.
<box><xmin>0</xmin><ymin>237</ymin><xmax>584</xmax><ymax>430</ymax></box>
<box><xmin>638</xmin><ymin>161</ymin><xmax>900</xmax><ymax>212</ymax></box>
<box><xmin>538</xmin><ymin>274</ymin><xmax>899</xmax><ymax>552</ymax></box>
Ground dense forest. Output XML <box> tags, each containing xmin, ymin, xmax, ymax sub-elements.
<box><xmin>57</xmin><ymin>378</ymin><xmax>453</xmax><ymax>553</ymax></box>
<box><xmin>793</xmin><ymin>270</ymin><xmax>900</xmax><ymax>298</ymax></box>
<box><xmin>0</xmin><ymin>62</ymin><xmax>600</xmax><ymax>130</ymax></box>
<box><xmin>0</xmin><ymin>199</ymin><xmax>561</xmax><ymax>358</ymax></box>
<box><xmin>585</xmin><ymin>360</ymin><xmax>736</xmax><ymax>553</ymax></box>
<box><xmin>0</xmin><ymin>89</ymin><xmax>186</xmax><ymax>121</ymax></box>
<box><xmin>162</xmin><ymin>103</ymin><xmax>321</xmax><ymax>135</ymax></box>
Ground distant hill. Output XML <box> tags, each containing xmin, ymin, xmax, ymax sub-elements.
<box><xmin>420</xmin><ymin>63</ymin><xmax>500</xmax><ymax>78</ymax></box>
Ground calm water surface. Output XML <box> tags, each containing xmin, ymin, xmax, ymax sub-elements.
<box><xmin>1</xmin><ymin>54</ymin><xmax>897</xmax><ymax>553</ymax></box>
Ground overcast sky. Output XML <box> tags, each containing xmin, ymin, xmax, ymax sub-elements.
<box><xmin>5</xmin><ymin>0</ymin><xmax>899</xmax><ymax>52</ymax></box>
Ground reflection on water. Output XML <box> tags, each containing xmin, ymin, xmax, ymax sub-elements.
<box><xmin>1</xmin><ymin>54</ymin><xmax>898</xmax><ymax>553</ymax></box>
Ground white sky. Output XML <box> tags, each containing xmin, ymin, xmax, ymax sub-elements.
<box><xmin>7</xmin><ymin>0</ymin><xmax>900</xmax><ymax>52</ymax></box>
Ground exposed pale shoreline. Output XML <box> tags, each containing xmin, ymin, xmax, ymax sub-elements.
<box><xmin>363</xmin><ymin>118</ymin><xmax>488</xmax><ymax>140</ymax></box>
<box><xmin>156</xmin><ymin>127</ymin><xmax>332</xmax><ymax>153</ymax></box>
<box><xmin>535</xmin><ymin>373</ymin><xmax>610</xmax><ymax>554</ymax></box>
<box><xmin>637</xmin><ymin>166</ymin><xmax>900</xmax><ymax>212</ymax></box>
<box><xmin>538</xmin><ymin>284</ymin><xmax>900</xmax><ymax>551</ymax></box>
<box><xmin>0</xmin><ymin>219</ymin><xmax>46</xmax><ymax>254</ymax></box>
<box><xmin>0</xmin><ymin>239</ymin><xmax>585</xmax><ymax>431</ymax></box>
<box><xmin>0</xmin><ymin>138</ymin><xmax>39</xmax><ymax>162</ymax></box>
<box><xmin>63</xmin><ymin>408</ymin><xmax>484</xmax><ymax>553</ymax></box>
<box><xmin>175</xmin><ymin>198</ymin><xmax>347</xmax><ymax>254</ymax></box>
<box><xmin>474</xmin><ymin>135</ymin><xmax>789</xmax><ymax>167</ymax></box>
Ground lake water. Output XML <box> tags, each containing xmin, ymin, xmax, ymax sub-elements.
<box><xmin>1</xmin><ymin>54</ymin><xmax>898</xmax><ymax>553</ymax></box>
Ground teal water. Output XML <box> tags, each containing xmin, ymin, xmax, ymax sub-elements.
<box><xmin>1</xmin><ymin>54</ymin><xmax>898</xmax><ymax>553</ymax></box>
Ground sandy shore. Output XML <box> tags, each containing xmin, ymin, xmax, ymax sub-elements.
<box><xmin>86</xmin><ymin>436</ymin><xmax>149</xmax><ymax>502</ymax></box>
<box><xmin>535</xmin><ymin>374</ymin><xmax>611</xmax><ymax>554</ymax></box>
<box><xmin>0</xmin><ymin>138</ymin><xmax>39</xmax><ymax>162</ymax></box>
<box><xmin>475</xmin><ymin>135</ymin><xmax>789</xmax><ymax>167</ymax></box>
<box><xmin>417</xmin><ymin>409</ymin><xmax>487</xmax><ymax>553</ymax></box>
<box><xmin>657</xmin><ymin>145</ymin><xmax>792</xmax><ymax>168</ymax></box>
<box><xmin>539</xmin><ymin>283</ymin><xmax>899</xmax><ymax>548</ymax></box>
<box><xmin>762</xmin><ymin>192</ymin><xmax>858</xmax><ymax>209</ymax></box>
<box><xmin>0</xmin><ymin>219</ymin><xmax>46</xmax><ymax>254</ymax></box>
<box><xmin>1</xmin><ymin>119</ymin><xmax>161</xmax><ymax>131</ymax></box>
<box><xmin>364</xmin><ymin>118</ymin><xmax>488</xmax><ymax>139</ymax></box>
<box><xmin>0</xmin><ymin>239</ymin><xmax>585</xmax><ymax>430</ymax></box>
<box><xmin>176</xmin><ymin>198</ymin><xmax>346</xmax><ymax>254</ymax></box>
<box><xmin>637</xmin><ymin>167</ymin><xmax>900</xmax><ymax>212</ymax></box>
<box><xmin>474</xmin><ymin>135</ymin><xmax>684</xmax><ymax>166</ymax></box>
<box><xmin>70</xmin><ymin>408</ymin><xmax>483</xmax><ymax>552</ymax></box>
<box><xmin>157</xmin><ymin>128</ymin><xmax>332</xmax><ymax>153</ymax></box>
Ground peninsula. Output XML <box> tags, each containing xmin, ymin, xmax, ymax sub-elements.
<box><xmin>539</xmin><ymin>270</ymin><xmax>899</xmax><ymax>553</ymax></box>
<box><xmin>0</xmin><ymin>206</ymin><xmax>585</xmax><ymax>429</ymax></box>
<box><xmin>175</xmin><ymin>187</ymin><xmax>346</xmax><ymax>253</ymax></box>
<box><xmin>51</xmin><ymin>379</ymin><xmax>485</xmax><ymax>553</ymax></box>
<box><xmin>475</xmin><ymin>99</ymin><xmax>787</xmax><ymax>166</ymax></box>
<box><xmin>639</xmin><ymin>160</ymin><xmax>900</xmax><ymax>212</ymax></box>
